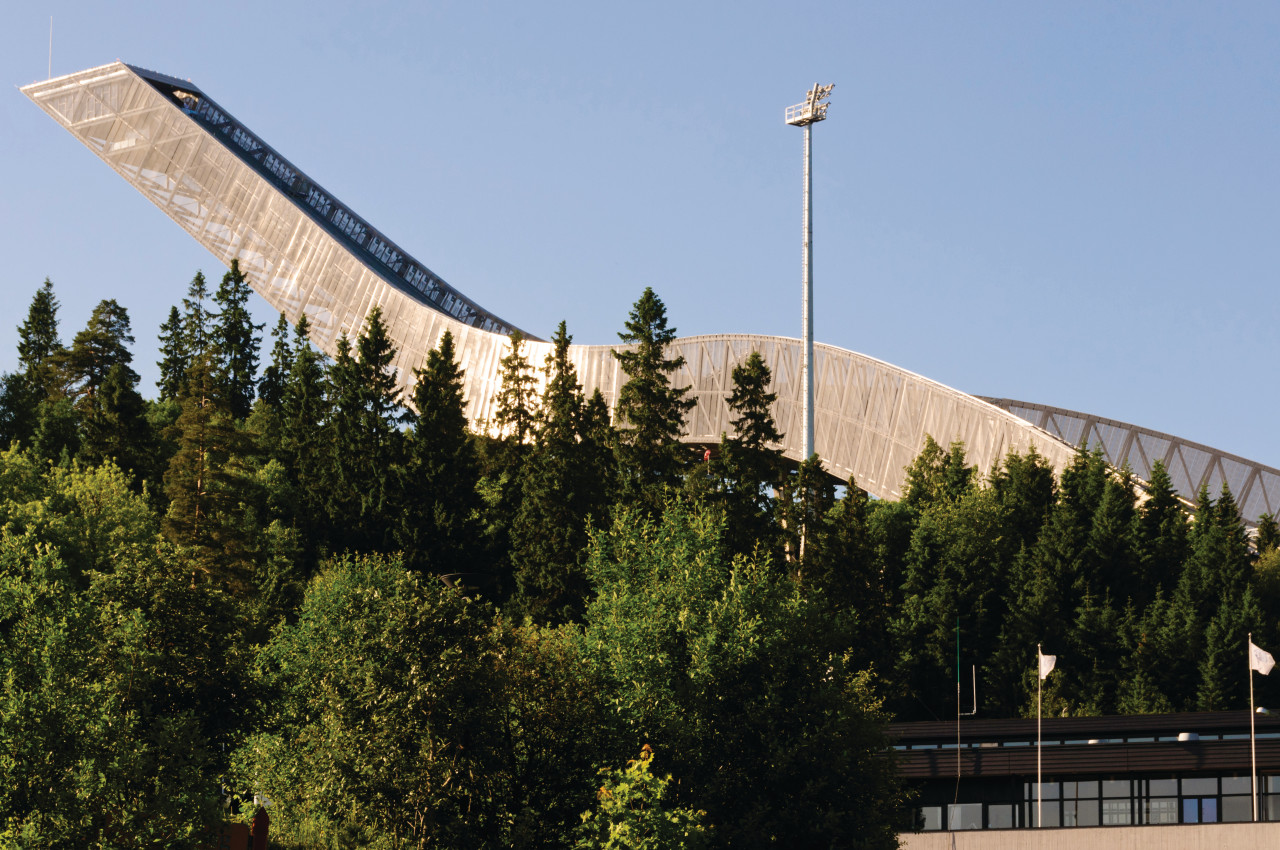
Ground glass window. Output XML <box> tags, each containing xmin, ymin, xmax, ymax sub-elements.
<box><xmin>1029</xmin><ymin>802</ymin><xmax>1060</xmax><ymax>828</ymax></box>
<box><xmin>1267</xmin><ymin>794</ymin><xmax>1280</xmax><ymax>821</ymax></box>
<box><xmin>1064</xmin><ymin>799</ymin><xmax>1099</xmax><ymax>827</ymax></box>
<box><xmin>1222</xmin><ymin>796</ymin><xmax>1251</xmax><ymax>823</ymax></box>
<box><xmin>1222</xmin><ymin>776</ymin><xmax>1252</xmax><ymax>795</ymax></box>
<box><xmin>1183</xmin><ymin>777</ymin><xmax>1217</xmax><ymax>795</ymax></box>
<box><xmin>1103</xmin><ymin>780</ymin><xmax>1130</xmax><ymax>798</ymax></box>
<box><xmin>988</xmin><ymin>804</ymin><xmax>1014</xmax><ymax>829</ymax></box>
<box><xmin>1183</xmin><ymin>798</ymin><xmax>1199</xmax><ymax>823</ymax></box>
<box><xmin>1102</xmin><ymin>798</ymin><xmax>1132</xmax><ymax>825</ymax></box>
<box><xmin>1202</xmin><ymin>798</ymin><xmax>1218</xmax><ymax>823</ymax></box>
<box><xmin>1032</xmin><ymin>782</ymin><xmax>1060</xmax><ymax>799</ymax></box>
<box><xmin>1146</xmin><ymin>798</ymin><xmax>1178</xmax><ymax>824</ymax></box>
<box><xmin>1071</xmin><ymin>780</ymin><xmax>1098</xmax><ymax>798</ymax></box>
<box><xmin>948</xmin><ymin>803</ymin><xmax>982</xmax><ymax>830</ymax></box>
<box><xmin>1149</xmin><ymin>779</ymin><xmax>1178</xmax><ymax>796</ymax></box>
<box><xmin>920</xmin><ymin>806</ymin><xmax>942</xmax><ymax>831</ymax></box>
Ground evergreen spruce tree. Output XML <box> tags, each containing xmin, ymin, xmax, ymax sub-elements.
<box><xmin>211</xmin><ymin>259</ymin><xmax>263</xmax><ymax>419</ymax></box>
<box><xmin>716</xmin><ymin>351</ymin><xmax>783</xmax><ymax>557</ymax></box>
<box><xmin>1135</xmin><ymin>460</ymin><xmax>1190</xmax><ymax>595</ymax></box>
<box><xmin>17</xmin><ymin>278</ymin><xmax>65</xmax><ymax>398</ymax></box>
<box><xmin>29</xmin><ymin>396</ymin><xmax>80</xmax><ymax>464</ymax></box>
<box><xmin>398</xmin><ymin>329</ymin><xmax>481</xmax><ymax>575</ymax></box>
<box><xmin>989</xmin><ymin>447</ymin><xmax>1056</xmax><ymax>551</ymax></box>
<box><xmin>510</xmin><ymin>322</ymin><xmax>598</xmax><ymax>622</ymax></box>
<box><xmin>1196</xmin><ymin>590</ymin><xmax>1262</xmax><ymax>711</ymax></box>
<box><xmin>182</xmin><ymin>271</ymin><xmax>213</xmax><ymax>363</ymax></box>
<box><xmin>612</xmin><ymin>287</ymin><xmax>695</xmax><ymax>508</ymax></box>
<box><xmin>280</xmin><ymin>315</ymin><xmax>331</xmax><ymax>552</ymax></box>
<box><xmin>252</xmin><ymin>313</ymin><xmax>294</xmax><ymax>455</ymax></box>
<box><xmin>162</xmin><ymin>352</ymin><xmax>249</xmax><ymax>587</ymax></box>
<box><xmin>321</xmin><ymin>307</ymin><xmax>405</xmax><ymax>553</ymax></box>
<box><xmin>1085</xmin><ymin>468</ymin><xmax>1138</xmax><ymax>604</ymax></box>
<box><xmin>156</xmin><ymin>305</ymin><xmax>189</xmax><ymax>401</ymax></box>
<box><xmin>903</xmin><ymin>436</ymin><xmax>974</xmax><ymax>510</ymax></box>
<box><xmin>62</xmin><ymin>299</ymin><xmax>136</xmax><ymax>409</ymax></box>
<box><xmin>1115</xmin><ymin>594</ymin><xmax>1175</xmax><ymax>714</ymax></box>
<box><xmin>1257</xmin><ymin>513</ymin><xmax>1280</xmax><ymax>555</ymax></box>
<box><xmin>775</xmin><ymin>454</ymin><xmax>836</xmax><ymax>575</ymax></box>
<box><xmin>79</xmin><ymin>362</ymin><xmax>157</xmax><ymax>488</ymax></box>
<box><xmin>257</xmin><ymin>313</ymin><xmax>293</xmax><ymax>410</ymax></box>
<box><xmin>1</xmin><ymin>280</ymin><xmax>67</xmax><ymax>446</ymax></box>
<box><xmin>493</xmin><ymin>328</ymin><xmax>538</xmax><ymax>449</ymax></box>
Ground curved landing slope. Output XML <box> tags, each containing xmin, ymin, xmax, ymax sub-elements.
<box><xmin>983</xmin><ymin>399</ymin><xmax>1280</xmax><ymax>527</ymax></box>
<box><xmin>22</xmin><ymin>62</ymin><xmax>1267</xmax><ymax>516</ymax></box>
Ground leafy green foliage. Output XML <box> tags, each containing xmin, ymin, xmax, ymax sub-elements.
<box><xmin>575</xmin><ymin>746</ymin><xmax>708</xmax><ymax>850</ymax></box>
<box><xmin>237</xmin><ymin>554</ymin><xmax>506</xmax><ymax>849</ymax></box>
<box><xmin>581</xmin><ymin>500</ymin><xmax>906</xmax><ymax>849</ymax></box>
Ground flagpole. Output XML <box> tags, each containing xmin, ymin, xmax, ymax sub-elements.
<box><xmin>1037</xmin><ymin>643</ymin><xmax>1043</xmax><ymax>829</ymax></box>
<box><xmin>1252</xmin><ymin>632</ymin><xmax>1259</xmax><ymax>822</ymax></box>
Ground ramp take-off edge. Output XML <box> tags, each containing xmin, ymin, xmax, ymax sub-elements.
<box><xmin>22</xmin><ymin>62</ymin><xmax>1280</xmax><ymax>524</ymax></box>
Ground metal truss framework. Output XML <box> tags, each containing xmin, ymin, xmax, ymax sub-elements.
<box><xmin>982</xmin><ymin>399</ymin><xmax>1280</xmax><ymax>528</ymax></box>
<box><xmin>22</xmin><ymin>63</ymin><xmax>1277</xmax><ymax>523</ymax></box>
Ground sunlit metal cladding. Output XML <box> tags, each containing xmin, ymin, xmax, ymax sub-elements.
<box><xmin>27</xmin><ymin>64</ymin><xmax>1280</xmax><ymax>524</ymax></box>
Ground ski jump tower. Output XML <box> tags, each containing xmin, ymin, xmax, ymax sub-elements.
<box><xmin>22</xmin><ymin>62</ymin><xmax>1280</xmax><ymax>520</ymax></box>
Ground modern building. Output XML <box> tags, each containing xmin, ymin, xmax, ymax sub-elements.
<box><xmin>893</xmin><ymin>710</ymin><xmax>1280</xmax><ymax>841</ymax></box>
<box><xmin>20</xmin><ymin>62</ymin><xmax>1280</xmax><ymax>519</ymax></box>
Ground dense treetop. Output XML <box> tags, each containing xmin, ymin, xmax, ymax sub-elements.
<box><xmin>0</xmin><ymin>274</ymin><xmax>1275</xmax><ymax>847</ymax></box>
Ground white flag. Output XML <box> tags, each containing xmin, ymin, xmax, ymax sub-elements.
<box><xmin>1039</xmin><ymin>652</ymin><xmax>1056</xmax><ymax>680</ymax></box>
<box><xmin>1251</xmin><ymin>640</ymin><xmax>1275</xmax><ymax>676</ymax></box>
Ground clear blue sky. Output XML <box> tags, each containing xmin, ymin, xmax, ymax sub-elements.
<box><xmin>4</xmin><ymin>2</ymin><xmax>1278</xmax><ymax>467</ymax></box>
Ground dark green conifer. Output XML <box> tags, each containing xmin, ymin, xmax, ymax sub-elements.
<box><xmin>903</xmin><ymin>435</ymin><xmax>974</xmax><ymax>510</ymax></box>
<box><xmin>510</xmin><ymin>322</ymin><xmax>597</xmax><ymax>622</ymax></box>
<box><xmin>257</xmin><ymin>313</ymin><xmax>293</xmax><ymax>410</ymax></box>
<box><xmin>156</xmin><ymin>305</ymin><xmax>188</xmax><ymax>401</ymax></box>
<box><xmin>62</xmin><ymin>299</ymin><xmax>136</xmax><ymax>408</ymax></box>
<box><xmin>612</xmin><ymin>287</ymin><xmax>695</xmax><ymax>508</ymax></box>
<box><xmin>493</xmin><ymin>328</ymin><xmax>538</xmax><ymax>449</ymax></box>
<box><xmin>1085</xmin><ymin>467</ymin><xmax>1138</xmax><ymax>604</ymax></box>
<box><xmin>162</xmin><ymin>352</ymin><xmax>249</xmax><ymax>587</ymax></box>
<box><xmin>1136</xmin><ymin>460</ymin><xmax>1190</xmax><ymax>594</ymax></box>
<box><xmin>17</xmin><ymin>278</ymin><xmax>65</xmax><ymax>398</ymax></box>
<box><xmin>280</xmin><ymin>315</ymin><xmax>330</xmax><ymax>547</ymax></box>
<box><xmin>1</xmin><ymin>280</ymin><xmax>67</xmax><ymax>446</ymax></box>
<box><xmin>322</xmin><ymin>307</ymin><xmax>405</xmax><ymax>553</ymax></box>
<box><xmin>80</xmin><ymin>362</ymin><xmax>157</xmax><ymax>488</ymax></box>
<box><xmin>399</xmin><ymin>329</ymin><xmax>481</xmax><ymax>575</ymax></box>
<box><xmin>212</xmin><ymin>259</ymin><xmax>263</xmax><ymax>419</ymax></box>
<box><xmin>716</xmin><ymin>351</ymin><xmax>784</xmax><ymax>557</ymax></box>
<box><xmin>182</xmin><ymin>271</ymin><xmax>213</xmax><ymax>362</ymax></box>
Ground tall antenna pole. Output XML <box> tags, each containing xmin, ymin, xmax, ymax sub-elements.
<box><xmin>785</xmin><ymin>83</ymin><xmax>834</xmax><ymax>464</ymax></box>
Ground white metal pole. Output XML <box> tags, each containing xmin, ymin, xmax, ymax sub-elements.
<box><xmin>1252</xmin><ymin>632</ymin><xmax>1259</xmax><ymax>822</ymax></box>
<box><xmin>797</xmin><ymin>119</ymin><xmax>814</xmax><ymax>565</ymax></box>
<box><xmin>801</xmin><ymin>120</ymin><xmax>814</xmax><ymax>463</ymax></box>
<box><xmin>1037</xmin><ymin>644</ymin><xmax>1043</xmax><ymax>828</ymax></box>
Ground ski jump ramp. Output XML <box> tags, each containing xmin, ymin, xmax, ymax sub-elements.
<box><xmin>23</xmin><ymin>62</ymin><xmax>1280</xmax><ymax>521</ymax></box>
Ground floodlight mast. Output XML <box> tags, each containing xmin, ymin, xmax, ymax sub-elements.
<box><xmin>785</xmin><ymin>83</ymin><xmax>833</xmax><ymax>466</ymax></box>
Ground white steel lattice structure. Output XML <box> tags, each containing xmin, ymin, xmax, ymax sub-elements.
<box><xmin>22</xmin><ymin>63</ymin><xmax>1279</xmax><ymax>522</ymax></box>
<box><xmin>982</xmin><ymin>399</ymin><xmax>1280</xmax><ymax>528</ymax></box>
